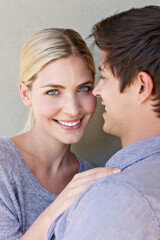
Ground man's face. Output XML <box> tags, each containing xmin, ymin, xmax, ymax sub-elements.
<box><xmin>93</xmin><ymin>51</ymin><xmax>136</xmax><ymax>139</ymax></box>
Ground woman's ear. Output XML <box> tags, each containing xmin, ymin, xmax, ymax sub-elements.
<box><xmin>19</xmin><ymin>81</ymin><xmax>32</xmax><ymax>107</ymax></box>
<box><xmin>137</xmin><ymin>71</ymin><xmax>153</xmax><ymax>103</ymax></box>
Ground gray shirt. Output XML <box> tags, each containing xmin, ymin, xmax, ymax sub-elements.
<box><xmin>0</xmin><ymin>137</ymin><xmax>93</xmax><ymax>240</ymax></box>
<box><xmin>47</xmin><ymin>135</ymin><xmax>160</xmax><ymax>240</ymax></box>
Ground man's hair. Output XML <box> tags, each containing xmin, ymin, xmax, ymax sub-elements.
<box><xmin>91</xmin><ymin>5</ymin><xmax>160</xmax><ymax>115</ymax></box>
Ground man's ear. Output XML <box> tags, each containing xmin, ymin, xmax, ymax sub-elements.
<box><xmin>137</xmin><ymin>71</ymin><xmax>153</xmax><ymax>103</ymax></box>
<box><xmin>19</xmin><ymin>81</ymin><xmax>32</xmax><ymax>107</ymax></box>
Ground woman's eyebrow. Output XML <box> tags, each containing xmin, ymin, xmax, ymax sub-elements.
<box><xmin>40</xmin><ymin>84</ymin><xmax>65</xmax><ymax>89</ymax></box>
<box><xmin>78</xmin><ymin>81</ymin><xmax>94</xmax><ymax>87</ymax></box>
<box><xmin>40</xmin><ymin>80</ymin><xmax>94</xmax><ymax>89</ymax></box>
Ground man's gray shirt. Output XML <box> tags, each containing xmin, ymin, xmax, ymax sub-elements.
<box><xmin>47</xmin><ymin>136</ymin><xmax>160</xmax><ymax>240</ymax></box>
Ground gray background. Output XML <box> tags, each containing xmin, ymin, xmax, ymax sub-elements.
<box><xmin>0</xmin><ymin>0</ymin><xmax>159</xmax><ymax>166</ymax></box>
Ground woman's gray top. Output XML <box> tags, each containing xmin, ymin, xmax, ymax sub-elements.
<box><xmin>0</xmin><ymin>136</ymin><xmax>93</xmax><ymax>240</ymax></box>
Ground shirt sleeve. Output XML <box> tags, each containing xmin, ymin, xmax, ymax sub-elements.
<box><xmin>47</xmin><ymin>177</ymin><xmax>158</xmax><ymax>240</ymax></box>
<box><xmin>0</xmin><ymin>166</ymin><xmax>22</xmax><ymax>240</ymax></box>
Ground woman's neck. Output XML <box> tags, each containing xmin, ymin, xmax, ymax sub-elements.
<box><xmin>11</xmin><ymin>128</ymin><xmax>79</xmax><ymax>194</ymax></box>
<box><xmin>12</xmin><ymin>128</ymin><xmax>74</xmax><ymax>172</ymax></box>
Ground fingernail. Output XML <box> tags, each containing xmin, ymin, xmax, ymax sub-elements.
<box><xmin>113</xmin><ymin>169</ymin><xmax>121</xmax><ymax>173</ymax></box>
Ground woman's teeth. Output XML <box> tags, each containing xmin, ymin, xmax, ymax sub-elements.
<box><xmin>58</xmin><ymin>120</ymin><xmax>80</xmax><ymax>127</ymax></box>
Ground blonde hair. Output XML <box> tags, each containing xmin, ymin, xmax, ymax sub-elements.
<box><xmin>20</xmin><ymin>28</ymin><xmax>96</xmax><ymax>132</ymax></box>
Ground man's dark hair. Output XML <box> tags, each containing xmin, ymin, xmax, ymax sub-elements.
<box><xmin>91</xmin><ymin>5</ymin><xmax>160</xmax><ymax>115</ymax></box>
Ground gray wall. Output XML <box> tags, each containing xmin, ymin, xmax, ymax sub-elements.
<box><xmin>0</xmin><ymin>0</ymin><xmax>159</xmax><ymax>166</ymax></box>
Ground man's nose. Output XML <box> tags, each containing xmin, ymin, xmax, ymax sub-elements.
<box><xmin>92</xmin><ymin>81</ymin><xmax>102</xmax><ymax>97</ymax></box>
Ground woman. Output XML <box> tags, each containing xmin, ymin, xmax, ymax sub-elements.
<box><xmin>0</xmin><ymin>28</ymin><xmax>120</xmax><ymax>240</ymax></box>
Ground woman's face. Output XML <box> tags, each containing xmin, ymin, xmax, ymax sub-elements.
<box><xmin>28</xmin><ymin>54</ymin><xmax>97</xmax><ymax>144</ymax></box>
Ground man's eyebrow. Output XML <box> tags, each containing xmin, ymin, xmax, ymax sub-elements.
<box><xmin>99</xmin><ymin>66</ymin><xmax>104</xmax><ymax>72</ymax></box>
<box><xmin>99</xmin><ymin>66</ymin><xmax>101</xmax><ymax>71</ymax></box>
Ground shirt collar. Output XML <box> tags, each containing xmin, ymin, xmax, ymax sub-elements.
<box><xmin>105</xmin><ymin>135</ymin><xmax>160</xmax><ymax>170</ymax></box>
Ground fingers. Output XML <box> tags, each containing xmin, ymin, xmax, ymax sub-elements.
<box><xmin>66</xmin><ymin>179</ymin><xmax>97</xmax><ymax>199</ymax></box>
<box><xmin>66</xmin><ymin>167</ymin><xmax>121</xmax><ymax>198</ymax></box>
<box><xmin>71</xmin><ymin>167</ymin><xmax>121</xmax><ymax>185</ymax></box>
<box><xmin>73</xmin><ymin>167</ymin><xmax>120</xmax><ymax>180</ymax></box>
<box><xmin>54</xmin><ymin>167</ymin><xmax>121</xmax><ymax>214</ymax></box>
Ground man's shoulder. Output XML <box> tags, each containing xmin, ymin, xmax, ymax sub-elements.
<box><xmin>59</xmin><ymin>172</ymin><xmax>160</xmax><ymax>240</ymax></box>
<box><xmin>69</xmin><ymin>173</ymin><xmax>144</xmax><ymax>211</ymax></box>
<box><xmin>48</xmin><ymin>159</ymin><xmax>160</xmax><ymax>240</ymax></box>
<box><xmin>69</xmin><ymin>164</ymin><xmax>160</xmax><ymax>219</ymax></box>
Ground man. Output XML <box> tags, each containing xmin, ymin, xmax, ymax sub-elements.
<box><xmin>47</xmin><ymin>5</ymin><xmax>160</xmax><ymax>239</ymax></box>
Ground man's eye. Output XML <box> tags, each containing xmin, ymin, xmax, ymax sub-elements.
<box><xmin>47</xmin><ymin>89</ymin><xmax>59</xmax><ymax>95</ymax></box>
<box><xmin>78</xmin><ymin>86</ymin><xmax>91</xmax><ymax>92</ymax></box>
<box><xmin>100</xmin><ymin>75</ymin><xmax>105</xmax><ymax>80</ymax></box>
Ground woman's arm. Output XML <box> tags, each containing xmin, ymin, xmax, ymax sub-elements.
<box><xmin>19</xmin><ymin>167</ymin><xmax>120</xmax><ymax>240</ymax></box>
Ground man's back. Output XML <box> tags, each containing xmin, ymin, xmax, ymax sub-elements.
<box><xmin>47</xmin><ymin>136</ymin><xmax>160</xmax><ymax>239</ymax></box>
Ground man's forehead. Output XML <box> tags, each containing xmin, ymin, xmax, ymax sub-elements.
<box><xmin>101</xmin><ymin>50</ymin><xmax>107</xmax><ymax>60</ymax></box>
<box><xmin>99</xmin><ymin>50</ymin><xmax>108</xmax><ymax>72</ymax></box>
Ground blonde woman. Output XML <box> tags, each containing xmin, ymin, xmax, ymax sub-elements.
<box><xmin>0</xmin><ymin>28</ymin><xmax>120</xmax><ymax>240</ymax></box>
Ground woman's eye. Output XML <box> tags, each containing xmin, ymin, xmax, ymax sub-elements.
<box><xmin>47</xmin><ymin>89</ymin><xmax>59</xmax><ymax>95</ymax></box>
<box><xmin>78</xmin><ymin>86</ymin><xmax>91</xmax><ymax>92</ymax></box>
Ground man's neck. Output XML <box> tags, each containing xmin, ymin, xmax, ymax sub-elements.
<box><xmin>121</xmin><ymin>129</ymin><xmax>160</xmax><ymax>148</ymax></box>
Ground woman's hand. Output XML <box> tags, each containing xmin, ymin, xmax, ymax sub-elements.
<box><xmin>20</xmin><ymin>167</ymin><xmax>120</xmax><ymax>240</ymax></box>
<box><xmin>52</xmin><ymin>167</ymin><xmax>121</xmax><ymax>218</ymax></box>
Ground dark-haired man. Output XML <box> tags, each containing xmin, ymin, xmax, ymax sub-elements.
<box><xmin>47</xmin><ymin>5</ymin><xmax>160</xmax><ymax>239</ymax></box>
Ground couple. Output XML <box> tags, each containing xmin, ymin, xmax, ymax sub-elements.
<box><xmin>0</xmin><ymin>5</ymin><xmax>160</xmax><ymax>240</ymax></box>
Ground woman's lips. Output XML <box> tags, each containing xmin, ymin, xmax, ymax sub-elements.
<box><xmin>54</xmin><ymin>118</ymin><xmax>83</xmax><ymax>130</ymax></box>
<box><xmin>57</xmin><ymin>119</ymin><xmax>80</xmax><ymax>127</ymax></box>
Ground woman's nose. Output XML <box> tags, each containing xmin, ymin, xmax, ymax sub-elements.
<box><xmin>63</xmin><ymin>95</ymin><xmax>81</xmax><ymax>116</ymax></box>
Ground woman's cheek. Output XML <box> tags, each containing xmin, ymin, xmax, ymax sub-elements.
<box><xmin>84</xmin><ymin>95</ymin><xmax>97</xmax><ymax>113</ymax></box>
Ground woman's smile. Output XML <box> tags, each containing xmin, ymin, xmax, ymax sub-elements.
<box><xmin>54</xmin><ymin>118</ymin><xmax>83</xmax><ymax>129</ymax></box>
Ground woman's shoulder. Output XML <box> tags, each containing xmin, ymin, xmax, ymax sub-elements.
<box><xmin>0</xmin><ymin>136</ymin><xmax>18</xmax><ymax>154</ymax></box>
<box><xmin>0</xmin><ymin>136</ymin><xmax>22</xmax><ymax>171</ymax></box>
<box><xmin>76</xmin><ymin>156</ymin><xmax>94</xmax><ymax>172</ymax></box>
